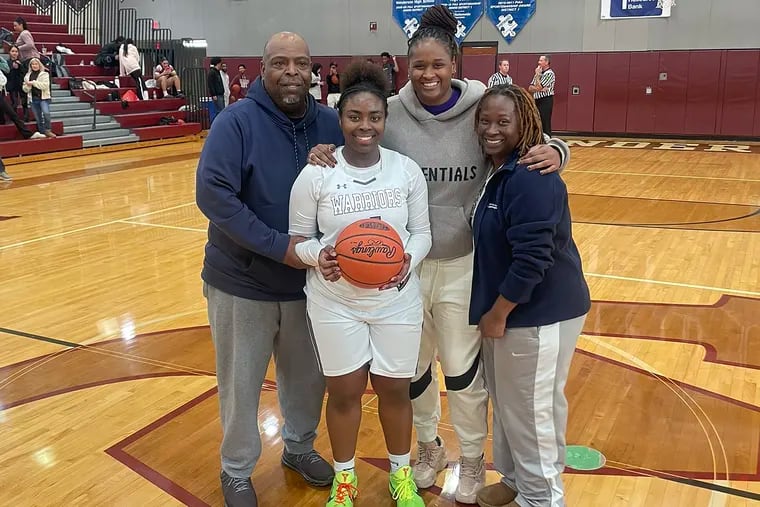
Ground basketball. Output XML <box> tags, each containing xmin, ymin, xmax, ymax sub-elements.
<box><xmin>334</xmin><ymin>218</ymin><xmax>405</xmax><ymax>288</ymax></box>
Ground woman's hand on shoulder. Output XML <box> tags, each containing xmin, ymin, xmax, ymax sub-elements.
<box><xmin>519</xmin><ymin>144</ymin><xmax>560</xmax><ymax>175</ymax></box>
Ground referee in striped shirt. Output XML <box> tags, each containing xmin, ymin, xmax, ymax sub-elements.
<box><xmin>529</xmin><ymin>55</ymin><xmax>555</xmax><ymax>136</ymax></box>
<box><xmin>487</xmin><ymin>59</ymin><xmax>512</xmax><ymax>88</ymax></box>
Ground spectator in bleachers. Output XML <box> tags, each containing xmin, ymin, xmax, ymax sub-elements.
<box><xmin>95</xmin><ymin>36</ymin><xmax>124</xmax><ymax>69</ymax></box>
<box><xmin>10</xmin><ymin>18</ymin><xmax>39</xmax><ymax>63</ymax></box>
<box><xmin>230</xmin><ymin>64</ymin><xmax>250</xmax><ymax>100</ymax></box>
<box><xmin>0</xmin><ymin>55</ymin><xmax>38</xmax><ymax>139</ymax></box>
<box><xmin>6</xmin><ymin>47</ymin><xmax>29</xmax><ymax>122</ymax></box>
<box><xmin>326</xmin><ymin>62</ymin><xmax>340</xmax><ymax>108</ymax></box>
<box><xmin>309</xmin><ymin>62</ymin><xmax>323</xmax><ymax>103</ymax></box>
<box><xmin>154</xmin><ymin>58</ymin><xmax>183</xmax><ymax>98</ymax></box>
<box><xmin>221</xmin><ymin>63</ymin><xmax>230</xmax><ymax>107</ymax></box>
<box><xmin>117</xmin><ymin>38</ymin><xmax>147</xmax><ymax>100</ymax></box>
<box><xmin>207</xmin><ymin>57</ymin><xmax>225</xmax><ymax>117</ymax></box>
<box><xmin>23</xmin><ymin>58</ymin><xmax>55</xmax><ymax>138</ymax></box>
<box><xmin>380</xmin><ymin>51</ymin><xmax>399</xmax><ymax>95</ymax></box>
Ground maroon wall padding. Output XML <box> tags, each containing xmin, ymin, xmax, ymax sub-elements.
<box><xmin>461</xmin><ymin>54</ymin><xmax>497</xmax><ymax>88</ymax></box>
<box><xmin>566</xmin><ymin>53</ymin><xmax>597</xmax><ymax>132</ymax></box>
<box><xmin>594</xmin><ymin>52</ymin><xmax>630</xmax><ymax>133</ymax></box>
<box><xmin>515</xmin><ymin>53</ymin><xmax>540</xmax><ymax>91</ymax></box>
<box><xmin>655</xmin><ymin>50</ymin><xmax>689</xmax><ymax>135</ymax></box>
<box><xmin>684</xmin><ymin>50</ymin><xmax>722</xmax><ymax>136</ymax></box>
<box><xmin>719</xmin><ymin>50</ymin><xmax>759</xmax><ymax>137</ymax></box>
<box><xmin>626</xmin><ymin>51</ymin><xmax>658</xmax><ymax>134</ymax></box>
<box><xmin>549</xmin><ymin>53</ymin><xmax>570</xmax><ymax>132</ymax></box>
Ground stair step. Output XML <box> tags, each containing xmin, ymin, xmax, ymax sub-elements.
<box><xmin>82</xmin><ymin>134</ymin><xmax>140</xmax><ymax>148</ymax></box>
<box><xmin>60</xmin><ymin>115</ymin><xmax>114</xmax><ymax>126</ymax></box>
<box><xmin>50</xmin><ymin>95</ymin><xmax>81</xmax><ymax>103</ymax></box>
<box><xmin>49</xmin><ymin>102</ymin><xmax>92</xmax><ymax>112</ymax></box>
<box><xmin>81</xmin><ymin>128</ymin><xmax>132</xmax><ymax>141</ymax></box>
<box><xmin>64</xmin><ymin>121</ymin><xmax>121</xmax><ymax>134</ymax></box>
<box><xmin>52</xmin><ymin>90</ymin><xmax>73</xmax><ymax>98</ymax></box>
<box><xmin>0</xmin><ymin>14</ymin><xmax>53</xmax><ymax>23</ymax></box>
<box><xmin>50</xmin><ymin>108</ymin><xmax>98</xmax><ymax>118</ymax></box>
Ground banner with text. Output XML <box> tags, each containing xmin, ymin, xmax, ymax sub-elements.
<box><xmin>485</xmin><ymin>0</ymin><xmax>536</xmax><ymax>44</ymax></box>
<box><xmin>438</xmin><ymin>0</ymin><xmax>484</xmax><ymax>42</ymax></box>
<box><xmin>600</xmin><ymin>0</ymin><xmax>673</xmax><ymax>19</ymax></box>
<box><xmin>393</xmin><ymin>0</ymin><xmax>483</xmax><ymax>41</ymax></box>
<box><xmin>392</xmin><ymin>0</ymin><xmax>438</xmax><ymax>39</ymax></box>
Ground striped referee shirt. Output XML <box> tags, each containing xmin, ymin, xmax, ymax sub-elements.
<box><xmin>533</xmin><ymin>68</ymin><xmax>555</xmax><ymax>99</ymax></box>
<box><xmin>487</xmin><ymin>72</ymin><xmax>512</xmax><ymax>88</ymax></box>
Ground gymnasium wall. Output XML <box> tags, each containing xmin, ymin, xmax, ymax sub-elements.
<box><xmin>118</xmin><ymin>0</ymin><xmax>760</xmax><ymax>56</ymax></box>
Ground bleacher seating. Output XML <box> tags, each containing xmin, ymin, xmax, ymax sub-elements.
<box><xmin>0</xmin><ymin>0</ymin><xmax>202</xmax><ymax>158</ymax></box>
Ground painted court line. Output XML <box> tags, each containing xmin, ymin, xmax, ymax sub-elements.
<box><xmin>118</xmin><ymin>221</ymin><xmax>206</xmax><ymax>233</ymax></box>
<box><xmin>585</xmin><ymin>272</ymin><xmax>760</xmax><ymax>297</ymax></box>
<box><xmin>0</xmin><ymin>202</ymin><xmax>196</xmax><ymax>251</ymax></box>
<box><xmin>566</xmin><ymin>169</ymin><xmax>760</xmax><ymax>183</ymax></box>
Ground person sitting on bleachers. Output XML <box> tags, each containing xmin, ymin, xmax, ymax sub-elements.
<box><xmin>154</xmin><ymin>58</ymin><xmax>184</xmax><ymax>98</ymax></box>
<box><xmin>95</xmin><ymin>36</ymin><xmax>124</xmax><ymax>69</ymax></box>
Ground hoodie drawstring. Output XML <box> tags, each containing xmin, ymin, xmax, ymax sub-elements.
<box><xmin>291</xmin><ymin>122</ymin><xmax>311</xmax><ymax>171</ymax></box>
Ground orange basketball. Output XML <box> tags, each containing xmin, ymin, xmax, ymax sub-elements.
<box><xmin>335</xmin><ymin>218</ymin><xmax>405</xmax><ymax>289</ymax></box>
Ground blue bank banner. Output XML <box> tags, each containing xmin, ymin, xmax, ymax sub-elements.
<box><xmin>485</xmin><ymin>0</ymin><xmax>536</xmax><ymax>44</ymax></box>
<box><xmin>392</xmin><ymin>0</ymin><xmax>483</xmax><ymax>41</ymax></box>
<box><xmin>600</xmin><ymin>0</ymin><xmax>673</xmax><ymax>19</ymax></box>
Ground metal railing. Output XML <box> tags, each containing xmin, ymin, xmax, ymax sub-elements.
<box><xmin>20</xmin><ymin>0</ymin><xmax>121</xmax><ymax>46</ymax></box>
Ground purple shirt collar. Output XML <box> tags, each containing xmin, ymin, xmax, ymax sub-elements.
<box><xmin>422</xmin><ymin>86</ymin><xmax>461</xmax><ymax>115</ymax></box>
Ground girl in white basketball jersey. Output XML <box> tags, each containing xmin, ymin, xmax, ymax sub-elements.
<box><xmin>289</xmin><ymin>61</ymin><xmax>431</xmax><ymax>507</ymax></box>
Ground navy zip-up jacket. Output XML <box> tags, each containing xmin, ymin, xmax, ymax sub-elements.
<box><xmin>469</xmin><ymin>153</ymin><xmax>590</xmax><ymax>328</ymax></box>
<box><xmin>196</xmin><ymin>76</ymin><xmax>343</xmax><ymax>301</ymax></box>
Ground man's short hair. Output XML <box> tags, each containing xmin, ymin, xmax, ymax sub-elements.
<box><xmin>381</xmin><ymin>51</ymin><xmax>391</xmax><ymax>58</ymax></box>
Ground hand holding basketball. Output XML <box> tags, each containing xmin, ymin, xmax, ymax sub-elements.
<box><xmin>318</xmin><ymin>246</ymin><xmax>341</xmax><ymax>282</ymax></box>
<box><xmin>379</xmin><ymin>253</ymin><xmax>411</xmax><ymax>291</ymax></box>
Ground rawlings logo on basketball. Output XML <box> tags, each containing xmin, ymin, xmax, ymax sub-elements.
<box><xmin>349</xmin><ymin>239</ymin><xmax>397</xmax><ymax>259</ymax></box>
<box><xmin>358</xmin><ymin>221</ymin><xmax>390</xmax><ymax>231</ymax></box>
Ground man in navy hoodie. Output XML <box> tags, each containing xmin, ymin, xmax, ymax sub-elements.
<box><xmin>196</xmin><ymin>32</ymin><xmax>343</xmax><ymax>507</ymax></box>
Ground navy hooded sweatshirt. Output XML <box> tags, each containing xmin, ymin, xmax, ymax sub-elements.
<box><xmin>196</xmin><ymin>76</ymin><xmax>343</xmax><ymax>301</ymax></box>
<box><xmin>469</xmin><ymin>153</ymin><xmax>591</xmax><ymax>328</ymax></box>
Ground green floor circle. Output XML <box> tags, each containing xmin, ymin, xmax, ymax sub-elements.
<box><xmin>565</xmin><ymin>445</ymin><xmax>606</xmax><ymax>471</ymax></box>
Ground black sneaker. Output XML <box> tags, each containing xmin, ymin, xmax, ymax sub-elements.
<box><xmin>281</xmin><ymin>450</ymin><xmax>334</xmax><ymax>487</ymax></box>
<box><xmin>220</xmin><ymin>470</ymin><xmax>257</xmax><ymax>507</ymax></box>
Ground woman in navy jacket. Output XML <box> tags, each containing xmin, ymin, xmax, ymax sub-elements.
<box><xmin>469</xmin><ymin>84</ymin><xmax>590</xmax><ymax>507</ymax></box>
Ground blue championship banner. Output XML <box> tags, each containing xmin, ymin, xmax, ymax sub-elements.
<box><xmin>600</xmin><ymin>0</ymin><xmax>673</xmax><ymax>19</ymax></box>
<box><xmin>392</xmin><ymin>0</ymin><xmax>438</xmax><ymax>39</ymax></box>
<box><xmin>393</xmin><ymin>0</ymin><xmax>483</xmax><ymax>41</ymax></box>
<box><xmin>438</xmin><ymin>0</ymin><xmax>485</xmax><ymax>42</ymax></box>
<box><xmin>485</xmin><ymin>0</ymin><xmax>536</xmax><ymax>44</ymax></box>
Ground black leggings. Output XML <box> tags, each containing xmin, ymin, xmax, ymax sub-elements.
<box><xmin>535</xmin><ymin>95</ymin><xmax>554</xmax><ymax>137</ymax></box>
<box><xmin>129</xmin><ymin>69</ymin><xmax>146</xmax><ymax>100</ymax></box>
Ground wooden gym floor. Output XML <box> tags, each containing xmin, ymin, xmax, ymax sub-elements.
<box><xmin>1</xmin><ymin>138</ymin><xmax>759</xmax><ymax>506</ymax></box>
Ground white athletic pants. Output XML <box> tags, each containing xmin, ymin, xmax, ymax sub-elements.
<box><xmin>482</xmin><ymin>315</ymin><xmax>587</xmax><ymax>507</ymax></box>
<box><xmin>410</xmin><ymin>253</ymin><xmax>489</xmax><ymax>458</ymax></box>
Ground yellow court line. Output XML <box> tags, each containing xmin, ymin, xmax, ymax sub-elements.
<box><xmin>585</xmin><ymin>272</ymin><xmax>760</xmax><ymax>297</ymax></box>
<box><xmin>118</xmin><ymin>220</ymin><xmax>207</xmax><ymax>233</ymax></box>
<box><xmin>566</xmin><ymin>169</ymin><xmax>760</xmax><ymax>183</ymax></box>
<box><xmin>0</xmin><ymin>202</ymin><xmax>196</xmax><ymax>251</ymax></box>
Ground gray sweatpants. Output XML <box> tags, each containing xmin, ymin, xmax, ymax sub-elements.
<box><xmin>204</xmin><ymin>283</ymin><xmax>326</xmax><ymax>478</ymax></box>
<box><xmin>482</xmin><ymin>314</ymin><xmax>586</xmax><ymax>507</ymax></box>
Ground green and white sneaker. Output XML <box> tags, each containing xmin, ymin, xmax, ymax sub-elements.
<box><xmin>389</xmin><ymin>465</ymin><xmax>425</xmax><ymax>506</ymax></box>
